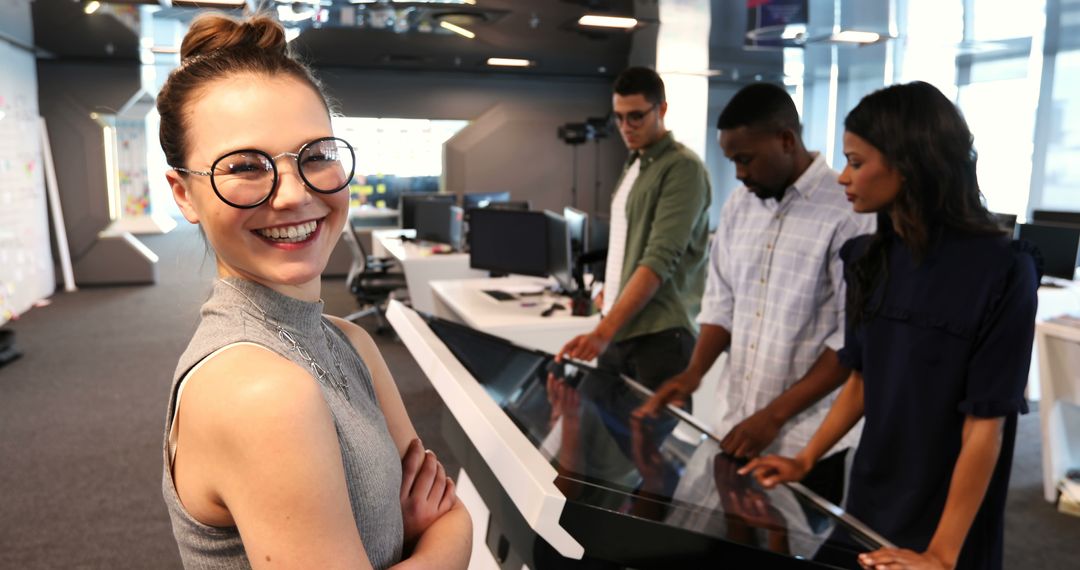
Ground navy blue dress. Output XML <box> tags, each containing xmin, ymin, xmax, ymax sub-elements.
<box><xmin>834</xmin><ymin>220</ymin><xmax>1040</xmax><ymax>570</ymax></box>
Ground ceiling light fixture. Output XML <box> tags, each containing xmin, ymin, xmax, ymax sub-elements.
<box><xmin>440</xmin><ymin>21</ymin><xmax>475</xmax><ymax>39</ymax></box>
<box><xmin>577</xmin><ymin>15</ymin><xmax>638</xmax><ymax>29</ymax></box>
<box><xmin>84</xmin><ymin>1</ymin><xmax>101</xmax><ymax>15</ymax></box>
<box><xmin>487</xmin><ymin>57</ymin><xmax>532</xmax><ymax>67</ymax></box>
<box><xmin>830</xmin><ymin>30</ymin><xmax>882</xmax><ymax>44</ymax></box>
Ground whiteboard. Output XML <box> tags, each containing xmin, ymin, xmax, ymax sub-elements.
<box><xmin>0</xmin><ymin>38</ymin><xmax>55</xmax><ymax>325</ymax></box>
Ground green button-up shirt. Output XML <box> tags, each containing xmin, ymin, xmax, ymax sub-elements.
<box><xmin>610</xmin><ymin>131</ymin><xmax>711</xmax><ymax>342</ymax></box>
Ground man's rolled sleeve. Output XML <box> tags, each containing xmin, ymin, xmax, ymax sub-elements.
<box><xmin>637</xmin><ymin>158</ymin><xmax>710</xmax><ymax>282</ymax></box>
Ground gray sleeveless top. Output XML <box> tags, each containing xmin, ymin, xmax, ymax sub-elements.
<box><xmin>162</xmin><ymin>278</ymin><xmax>404</xmax><ymax>569</ymax></box>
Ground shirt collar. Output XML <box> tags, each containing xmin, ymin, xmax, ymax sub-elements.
<box><xmin>628</xmin><ymin>131</ymin><xmax>675</xmax><ymax>169</ymax></box>
<box><xmin>786</xmin><ymin>152</ymin><xmax>829</xmax><ymax>200</ymax></box>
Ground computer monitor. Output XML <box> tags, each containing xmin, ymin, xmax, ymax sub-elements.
<box><xmin>563</xmin><ymin>207</ymin><xmax>589</xmax><ymax>256</ymax></box>
<box><xmin>414</xmin><ymin>200</ymin><xmax>464</xmax><ymax>249</ymax></box>
<box><xmin>463</xmin><ymin>191</ymin><xmax>512</xmax><ymax>210</ymax></box>
<box><xmin>487</xmin><ymin>200</ymin><xmax>531</xmax><ymax>211</ymax></box>
<box><xmin>1017</xmin><ymin>223</ymin><xmax>1080</xmax><ymax>281</ymax></box>
<box><xmin>545</xmin><ymin>211</ymin><xmax>574</xmax><ymax>293</ymax></box>
<box><xmin>399</xmin><ymin>193</ymin><xmax>456</xmax><ymax>229</ymax></box>
<box><xmin>1031</xmin><ymin>210</ymin><xmax>1080</xmax><ymax>229</ymax></box>
<box><xmin>468</xmin><ymin>209</ymin><xmax>548</xmax><ymax>277</ymax></box>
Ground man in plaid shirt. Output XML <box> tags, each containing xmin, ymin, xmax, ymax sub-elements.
<box><xmin>638</xmin><ymin>83</ymin><xmax>874</xmax><ymax>502</ymax></box>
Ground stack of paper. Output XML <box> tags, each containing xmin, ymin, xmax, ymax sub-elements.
<box><xmin>1057</xmin><ymin>477</ymin><xmax>1080</xmax><ymax>517</ymax></box>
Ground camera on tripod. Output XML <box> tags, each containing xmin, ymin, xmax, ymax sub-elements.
<box><xmin>557</xmin><ymin>117</ymin><xmax>612</xmax><ymax>145</ymax></box>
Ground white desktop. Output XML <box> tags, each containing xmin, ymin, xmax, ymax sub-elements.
<box><xmin>371</xmin><ymin>229</ymin><xmax>486</xmax><ymax>314</ymax></box>
<box><xmin>429</xmin><ymin>275</ymin><xmax>600</xmax><ymax>355</ymax></box>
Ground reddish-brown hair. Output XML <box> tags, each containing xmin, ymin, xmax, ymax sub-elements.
<box><xmin>156</xmin><ymin>13</ymin><xmax>330</xmax><ymax>169</ymax></box>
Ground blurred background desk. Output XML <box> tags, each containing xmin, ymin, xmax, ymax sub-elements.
<box><xmin>1031</xmin><ymin>283</ymin><xmax>1080</xmax><ymax>401</ymax></box>
<box><xmin>1035</xmin><ymin>317</ymin><xmax>1080</xmax><ymax>502</ymax></box>
<box><xmin>373</xmin><ymin>229</ymin><xmax>486</xmax><ymax>314</ymax></box>
<box><xmin>429</xmin><ymin>276</ymin><xmax>599</xmax><ymax>355</ymax></box>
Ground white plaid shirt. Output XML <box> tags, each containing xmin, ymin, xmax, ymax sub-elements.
<box><xmin>700</xmin><ymin>154</ymin><xmax>875</xmax><ymax>458</ymax></box>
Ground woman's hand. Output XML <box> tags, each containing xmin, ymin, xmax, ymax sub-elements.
<box><xmin>858</xmin><ymin>548</ymin><xmax>952</xmax><ymax>570</ymax></box>
<box><xmin>547</xmin><ymin>374</ymin><xmax>581</xmax><ymax>428</ymax></box>
<box><xmin>400</xmin><ymin>438</ymin><xmax>456</xmax><ymax>549</ymax></box>
<box><xmin>737</xmin><ymin>454</ymin><xmax>812</xmax><ymax>488</ymax></box>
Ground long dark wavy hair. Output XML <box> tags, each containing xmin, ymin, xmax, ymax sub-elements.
<box><xmin>845</xmin><ymin>81</ymin><xmax>1004</xmax><ymax>325</ymax></box>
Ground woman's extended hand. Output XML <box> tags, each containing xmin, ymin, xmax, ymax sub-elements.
<box><xmin>400</xmin><ymin>438</ymin><xmax>456</xmax><ymax>549</ymax></box>
<box><xmin>858</xmin><ymin>548</ymin><xmax>951</xmax><ymax>570</ymax></box>
<box><xmin>737</xmin><ymin>454</ymin><xmax>812</xmax><ymax>488</ymax></box>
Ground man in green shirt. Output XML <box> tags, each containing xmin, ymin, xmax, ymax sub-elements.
<box><xmin>556</xmin><ymin>67</ymin><xmax>711</xmax><ymax>390</ymax></box>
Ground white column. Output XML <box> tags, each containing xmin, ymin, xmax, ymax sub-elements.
<box><xmin>656</xmin><ymin>0</ymin><xmax>711</xmax><ymax>161</ymax></box>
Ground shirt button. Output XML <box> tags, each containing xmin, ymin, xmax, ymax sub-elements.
<box><xmin>760</xmin><ymin>278</ymin><xmax>766</xmax><ymax>284</ymax></box>
<box><xmin>755</xmin><ymin>312</ymin><xmax>761</xmax><ymax>318</ymax></box>
<box><xmin>746</xmin><ymin>374</ymin><xmax>751</xmax><ymax>380</ymax></box>
<box><xmin>766</xmin><ymin>243</ymin><xmax>773</xmax><ymax>250</ymax></box>
<box><xmin>750</xmin><ymin>344</ymin><xmax>756</xmax><ymax>350</ymax></box>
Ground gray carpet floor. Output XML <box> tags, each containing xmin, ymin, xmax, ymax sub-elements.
<box><xmin>0</xmin><ymin>222</ymin><xmax>1076</xmax><ymax>568</ymax></box>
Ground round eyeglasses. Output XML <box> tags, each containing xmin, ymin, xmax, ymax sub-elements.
<box><xmin>612</xmin><ymin>104</ymin><xmax>657</xmax><ymax>128</ymax></box>
<box><xmin>170</xmin><ymin>137</ymin><xmax>356</xmax><ymax>209</ymax></box>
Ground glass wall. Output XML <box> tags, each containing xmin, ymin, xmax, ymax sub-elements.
<box><xmin>789</xmin><ymin>0</ymin><xmax>1080</xmax><ymax>221</ymax></box>
<box><xmin>330</xmin><ymin>117</ymin><xmax>468</xmax><ymax>210</ymax></box>
<box><xmin>1035</xmin><ymin>0</ymin><xmax>1080</xmax><ymax>213</ymax></box>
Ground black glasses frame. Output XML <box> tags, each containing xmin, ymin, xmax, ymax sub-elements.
<box><xmin>612</xmin><ymin>104</ymin><xmax>657</xmax><ymax>128</ymax></box>
<box><xmin>171</xmin><ymin>136</ymin><xmax>356</xmax><ymax>209</ymax></box>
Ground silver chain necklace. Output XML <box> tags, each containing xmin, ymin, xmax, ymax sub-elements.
<box><xmin>219</xmin><ymin>279</ymin><xmax>350</xmax><ymax>400</ymax></box>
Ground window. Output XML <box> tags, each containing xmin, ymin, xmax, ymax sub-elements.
<box><xmin>330</xmin><ymin>117</ymin><xmax>467</xmax><ymax>209</ymax></box>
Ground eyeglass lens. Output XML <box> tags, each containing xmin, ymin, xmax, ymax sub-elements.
<box><xmin>211</xmin><ymin>138</ymin><xmax>355</xmax><ymax>208</ymax></box>
<box><xmin>613</xmin><ymin>106</ymin><xmax>653</xmax><ymax>127</ymax></box>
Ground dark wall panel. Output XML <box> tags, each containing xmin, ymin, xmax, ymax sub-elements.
<box><xmin>37</xmin><ymin>60</ymin><xmax>141</xmax><ymax>260</ymax></box>
<box><xmin>317</xmin><ymin>68</ymin><xmax>628</xmax><ymax>217</ymax></box>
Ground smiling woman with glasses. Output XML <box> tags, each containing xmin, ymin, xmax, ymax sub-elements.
<box><xmin>156</xmin><ymin>12</ymin><xmax>471</xmax><ymax>570</ymax></box>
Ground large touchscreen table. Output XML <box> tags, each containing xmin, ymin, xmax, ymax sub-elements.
<box><xmin>387</xmin><ymin>301</ymin><xmax>888</xmax><ymax>569</ymax></box>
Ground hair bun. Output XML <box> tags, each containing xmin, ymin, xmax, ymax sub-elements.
<box><xmin>180</xmin><ymin>13</ymin><xmax>287</xmax><ymax>62</ymax></box>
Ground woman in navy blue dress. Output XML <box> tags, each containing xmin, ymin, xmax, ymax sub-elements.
<box><xmin>741</xmin><ymin>81</ymin><xmax>1040</xmax><ymax>570</ymax></box>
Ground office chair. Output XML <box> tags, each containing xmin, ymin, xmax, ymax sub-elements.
<box><xmin>342</xmin><ymin>223</ymin><xmax>407</xmax><ymax>334</ymax></box>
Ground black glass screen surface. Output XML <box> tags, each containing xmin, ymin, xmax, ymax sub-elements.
<box><xmin>424</xmin><ymin>316</ymin><xmax>876</xmax><ymax>565</ymax></box>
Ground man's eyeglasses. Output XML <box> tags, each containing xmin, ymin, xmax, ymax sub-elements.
<box><xmin>612</xmin><ymin>104</ymin><xmax>657</xmax><ymax>128</ymax></box>
<box><xmin>170</xmin><ymin>137</ymin><xmax>356</xmax><ymax>209</ymax></box>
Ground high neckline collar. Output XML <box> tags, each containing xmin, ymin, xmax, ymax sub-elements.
<box><xmin>215</xmin><ymin>277</ymin><xmax>325</xmax><ymax>334</ymax></box>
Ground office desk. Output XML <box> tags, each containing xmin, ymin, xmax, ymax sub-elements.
<box><xmin>1035</xmin><ymin>317</ymin><xmax>1080</xmax><ymax>502</ymax></box>
<box><xmin>372</xmin><ymin>229</ymin><xmax>486</xmax><ymax>314</ymax></box>
<box><xmin>429</xmin><ymin>276</ymin><xmax>600</xmax><ymax>355</ymax></box>
<box><xmin>387</xmin><ymin>302</ymin><xmax>890</xmax><ymax>569</ymax></box>
<box><xmin>1031</xmin><ymin>284</ymin><xmax>1080</xmax><ymax>401</ymax></box>
<box><xmin>430</xmin><ymin>275</ymin><xmax>727</xmax><ymax>434</ymax></box>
